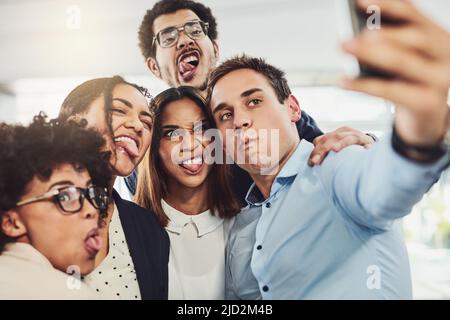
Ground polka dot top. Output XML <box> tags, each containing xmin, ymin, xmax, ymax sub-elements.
<box><xmin>84</xmin><ymin>203</ymin><xmax>141</xmax><ymax>300</ymax></box>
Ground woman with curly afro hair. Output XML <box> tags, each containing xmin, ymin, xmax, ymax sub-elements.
<box><xmin>0</xmin><ymin>114</ymin><xmax>112</xmax><ymax>299</ymax></box>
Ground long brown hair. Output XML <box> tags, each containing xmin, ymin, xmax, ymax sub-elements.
<box><xmin>134</xmin><ymin>86</ymin><xmax>240</xmax><ymax>227</ymax></box>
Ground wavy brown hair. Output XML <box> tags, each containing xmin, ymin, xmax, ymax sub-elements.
<box><xmin>134</xmin><ymin>86</ymin><xmax>240</xmax><ymax>227</ymax></box>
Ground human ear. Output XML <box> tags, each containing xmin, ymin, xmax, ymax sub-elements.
<box><xmin>1</xmin><ymin>210</ymin><xmax>27</xmax><ymax>239</ymax></box>
<box><xmin>147</xmin><ymin>57</ymin><xmax>162</xmax><ymax>79</ymax></box>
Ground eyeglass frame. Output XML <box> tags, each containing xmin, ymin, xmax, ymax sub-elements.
<box><xmin>152</xmin><ymin>20</ymin><xmax>210</xmax><ymax>48</ymax></box>
<box><xmin>15</xmin><ymin>185</ymin><xmax>109</xmax><ymax>215</ymax></box>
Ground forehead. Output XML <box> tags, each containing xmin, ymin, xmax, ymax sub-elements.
<box><xmin>25</xmin><ymin>164</ymin><xmax>90</xmax><ymax>195</ymax></box>
<box><xmin>162</xmin><ymin>98</ymin><xmax>204</xmax><ymax>124</ymax></box>
<box><xmin>210</xmin><ymin>69</ymin><xmax>274</xmax><ymax>108</ymax></box>
<box><xmin>112</xmin><ymin>84</ymin><xmax>149</xmax><ymax>112</ymax></box>
<box><xmin>153</xmin><ymin>9</ymin><xmax>201</xmax><ymax>33</ymax></box>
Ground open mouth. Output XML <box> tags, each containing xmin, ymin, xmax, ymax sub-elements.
<box><xmin>114</xmin><ymin>135</ymin><xmax>140</xmax><ymax>159</ymax></box>
<box><xmin>177</xmin><ymin>50</ymin><xmax>200</xmax><ymax>82</ymax></box>
<box><xmin>84</xmin><ymin>228</ymin><xmax>102</xmax><ymax>257</ymax></box>
<box><xmin>179</xmin><ymin>155</ymin><xmax>204</xmax><ymax>175</ymax></box>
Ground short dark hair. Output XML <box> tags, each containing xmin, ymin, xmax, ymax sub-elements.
<box><xmin>0</xmin><ymin>113</ymin><xmax>112</xmax><ymax>253</ymax></box>
<box><xmin>135</xmin><ymin>86</ymin><xmax>240</xmax><ymax>226</ymax></box>
<box><xmin>138</xmin><ymin>0</ymin><xmax>218</xmax><ymax>59</ymax></box>
<box><xmin>207</xmin><ymin>55</ymin><xmax>292</xmax><ymax>105</ymax></box>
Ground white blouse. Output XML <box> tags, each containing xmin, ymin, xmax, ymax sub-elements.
<box><xmin>162</xmin><ymin>199</ymin><xmax>229</xmax><ymax>300</ymax></box>
<box><xmin>84</xmin><ymin>203</ymin><xmax>141</xmax><ymax>300</ymax></box>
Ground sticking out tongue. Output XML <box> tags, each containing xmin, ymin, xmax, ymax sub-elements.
<box><xmin>179</xmin><ymin>60</ymin><xmax>196</xmax><ymax>74</ymax></box>
<box><xmin>85</xmin><ymin>235</ymin><xmax>102</xmax><ymax>253</ymax></box>
<box><xmin>179</xmin><ymin>61</ymin><xmax>197</xmax><ymax>81</ymax></box>
<box><xmin>115</xmin><ymin>140</ymin><xmax>139</xmax><ymax>158</ymax></box>
<box><xmin>180</xmin><ymin>163</ymin><xmax>202</xmax><ymax>173</ymax></box>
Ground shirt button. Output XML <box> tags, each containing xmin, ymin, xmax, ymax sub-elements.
<box><xmin>265</xmin><ymin>202</ymin><xmax>271</xmax><ymax>208</ymax></box>
<box><xmin>262</xmin><ymin>285</ymin><xmax>269</xmax><ymax>292</ymax></box>
<box><xmin>256</xmin><ymin>245</ymin><xmax>262</xmax><ymax>250</ymax></box>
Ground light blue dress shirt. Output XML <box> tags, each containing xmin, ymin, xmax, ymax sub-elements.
<box><xmin>225</xmin><ymin>133</ymin><xmax>450</xmax><ymax>300</ymax></box>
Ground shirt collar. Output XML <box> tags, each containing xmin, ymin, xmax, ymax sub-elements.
<box><xmin>245</xmin><ymin>139</ymin><xmax>314</xmax><ymax>206</ymax></box>
<box><xmin>162</xmin><ymin>199</ymin><xmax>224</xmax><ymax>237</ymax></box>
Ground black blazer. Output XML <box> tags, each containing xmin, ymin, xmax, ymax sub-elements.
<box><xmin>113</xmin><ymin>190</ymin><xmax>170</xmax><ymax>300</ymax></box>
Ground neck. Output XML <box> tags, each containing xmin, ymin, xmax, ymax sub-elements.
<box><xmin>250</xmin><ymin>139</ymin><xmax>300</xmax><ymax>199</ymax></box>
<box><xmin>164</xmin><ymin>179</ymin><xmax>209</xmax><ymax>216</ymax></box>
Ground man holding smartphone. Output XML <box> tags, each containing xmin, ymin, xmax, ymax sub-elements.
<box><xmin>208</xmin><ymin>0</ymin><xmax>450</xmax><ymax>300</ymax></box>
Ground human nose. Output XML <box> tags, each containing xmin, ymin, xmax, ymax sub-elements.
<box><xmin>233</xmin><ymin>107</ymin><xmax>252</xmax><ymax>129</ymax></box>
<box><xmin>180</xmin><ymin>130</ymin><xmax>202</xmax><ymax>153</ymax></box>
<box><xmin>176</xmin><ymin>28</ymin><xmax>195</xmax><ymax>50</ymax></box>
<box><xmin>125</xmin><ymin>113</ymin><xmax>144</xmax><ymax>134</ymax></box>
<box><xmin>80</xmin><ymin>196</ymin><xmax>99</xmax><ymax>220</ymax></box>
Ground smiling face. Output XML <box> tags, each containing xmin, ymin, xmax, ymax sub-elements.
<box><xmin>148</xmin><ymin>9</ymin><xmax>219</xmax><ymax>91</ymax></box>
<box><xmin>158</xmin><ymin>97</ymin><xmax>212</xmax><ymax>190</ymax></box>
<box><xmin>210</xmin><ymin>68</ymin><xmax>301</xmax><ymax>175</ymax></box>
<box><xmin>6</xmin><ymin>164</ymin><xmax>102</xmax><ymax>275</ymax></box>
<box><xmin>83</xmin><ymin>84</ymin><xmax>153</xmax><ymax>177</ymax></box>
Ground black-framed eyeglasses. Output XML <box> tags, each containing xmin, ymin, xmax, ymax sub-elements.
<box><xmin>15</xmin><ymin>186</ymin><xmax>109</xmax><ymax>215</ymax></box>
<box><xmin>152</xmin><ymin>20</ymin><xmax>209</xmax><ymax>48</ymax></box>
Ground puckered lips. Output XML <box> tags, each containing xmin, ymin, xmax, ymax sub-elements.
<box><xmin>238</xmin><ymin>134</ymin><xmax>258</xmax><ymax>152</ymax></box>
<box><xmin>84</xmin><ymin>228</ymin><xmax>102</xmax><ymax>258</ymax></box>
<box><xmin>177</xmin><ymin>50</ymin><xmax>200</xmax><ymax>82</ymax></box>
<box><xmin>178</xmin><ymin>154</ymin><xmax>204</xmax><ymax>175</ymax></box>
<box><xmin>114</xmin><ymin>135</ymin><xmax>140</xmax><ymax>159</ymax></box>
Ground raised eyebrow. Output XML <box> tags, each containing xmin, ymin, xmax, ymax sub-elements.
<box><xmin>112</xmin><ymin>98</ymin><xmax>132</xmax><ymax>108</ymax></box>
<box><xmin>47</xmin><ymin>180</ymin><xmax>74</xmax><ymax>191</ymax></box>
<box><xmin>240</xmin><ymin>88</ymin><xmax>263</xmax><ymax>98</ymax></box>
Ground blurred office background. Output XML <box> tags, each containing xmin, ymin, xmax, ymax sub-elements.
<box><xmin>0</xmin><ymin>0</ymin><xmax>449</xmax><ymax>299</ymax></box>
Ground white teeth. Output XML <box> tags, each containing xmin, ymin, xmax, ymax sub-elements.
<box><xmin>182</xmin><ymin>55</ymin><xmax>198</xmax><ymax>63</ymax></box>
<box><xmin>182</xmin><ymin>156</ymin><xmax>202</xmax><ymax>165</ymax></box>
<box><xmin>114</xmin><ymin>136</ymin><xmax>137</xmax><ymax>148</ymax></box>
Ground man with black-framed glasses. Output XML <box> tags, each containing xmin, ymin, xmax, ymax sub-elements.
<box><xmin>130</xmin><ymin>0</ymin><xmax>377</xmax><ymax>205</ymax></box>
<box><xmin>0</xmin><ymin>114</ymin><xmax>114</xmax><ymax>299</ymax></box>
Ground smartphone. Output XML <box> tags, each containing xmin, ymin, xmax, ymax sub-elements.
<box><xmin>335</xmin><ymin>0</ymin><xmax>399</xmax><ymax>79</ymax></box>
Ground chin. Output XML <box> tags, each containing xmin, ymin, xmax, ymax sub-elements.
<box><xmin>176</xmin><ymin>172</ymin><xmax>209</xmax><ymax>189</ymax></box>
<box><xmin>114</xmin><ymin>167</ymin><xmax>134</xmax><ymax>177</ymax></box>
<box><xmin>79</xmin><ymin>261</ymin><xmax>96</xmax><ymax>276</ymax></box>
<box><xmin>113</xmin><ymin>158</ymin><xmax>137</xmax><ymax>177</ymax></box>
<box><xmin>182</xmin><ymin>178</ymin><xmax>205</xmax><ymax>188</ymax></box>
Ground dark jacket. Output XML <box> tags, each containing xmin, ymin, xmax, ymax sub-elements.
<box><xmin>113</xmin><ymin>190</ymin><xmax>170</xmax><ymax>300</ymax></box>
